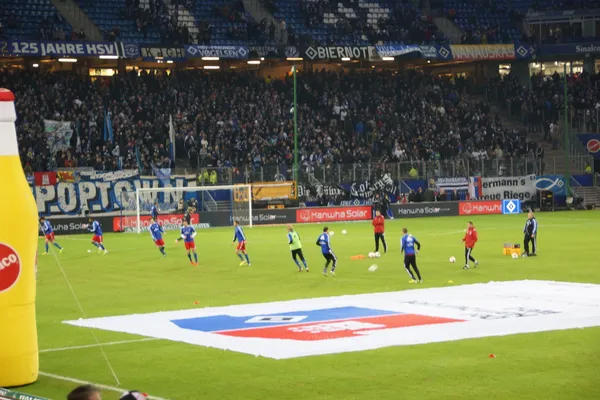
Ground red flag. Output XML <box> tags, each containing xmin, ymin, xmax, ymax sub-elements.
<box><xmin>34</xmin><ymin>172</ymin><xmax>57</xmax><ymax>186</ymax></box>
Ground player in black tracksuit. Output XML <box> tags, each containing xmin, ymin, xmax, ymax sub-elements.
<box><xmin>523</xmin><ymin>211</ymin><xmax>538</xmax><ymax>257</ymax></box>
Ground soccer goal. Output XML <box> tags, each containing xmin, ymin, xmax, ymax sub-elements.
<box><xmin>118</xmin><ymin>184</ymin><xmax>253</xmax><ymax>233</ymax></box>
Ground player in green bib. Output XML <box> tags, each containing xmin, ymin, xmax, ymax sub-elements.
<box><xmin>287</xmin><ymin>224</ymin><xmax>308</xmax><ymax>272</ymax></box>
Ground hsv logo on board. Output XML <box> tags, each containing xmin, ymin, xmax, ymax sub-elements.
<box><xmin>64</xmin><ymin>281</ymin><xmax>600</xmax><ymax>359</ymax></box>
<box><xmin>171</xmin><ymin>306</ymin><xmax>461</xmax><ymax>341</ymax></box>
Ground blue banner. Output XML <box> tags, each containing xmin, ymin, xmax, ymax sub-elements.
<box><xmin>33</xmin><ymin>170</ymin><xmax>196</xmax><ymax>216</ymax></box>
<box><xmin>537</xmin><ymin>43</ymin><xmax>600</xmax><ymax>57</ymax></box>
<box><xmin>376</xmin><ymin>45</ymin><xmax>421</xmax><ymax>57</ymax></box>
<box><xmin>577</xmin><ymin>133</ymin><xmax>600</xmax><ymax>159</ymax></box>
<box><xmin>0</xmin><ymin>40</ymin><xmax>132</xmax><ymax>57</ymax></box>
<box><xmin>185</xmin><ymin>45</ymin><xmax>249</xmax><ymax>59</ymax></box>
<box><xmin>536</xmin><ymin>175</ymin><xmax>567</xmax><ymax>195</ymax></box>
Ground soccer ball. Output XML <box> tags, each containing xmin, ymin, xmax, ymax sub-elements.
<box><xmin>87</xmin><ymin>250</ymin><xmax>91</xmax><ymax>253</ymax></box>
<box><xmin>368</xmin><ymin>252</ymin><xmax>375</xmax><ymax>258</ymax></box>
<box><xmin>368</xmin><ymin>264</ymin><xmax>378</xmax><ymax>272</ymax></box>
<box><xmin>374</xmin><ymin>252</ymin><xmax>381</xmax><ymax>258</ymax></box>
<box><xmin>342</xmin><ymin>229</ymin><xmax>347</xmax><ymax>235</ymax></box>
<box><xmin>449</xmin><ymin>256</ymin><xmax>456</xmax><ymax>263</ymax></box>
<box><xmin>330</xmin><ymin>231</ymin><xmax>335</xmax><ymax>236</ymax></box>
<box><xmin>512</xmin><ymin>253</ymin><xmax>519</xmax><ymax>259</ymax></box>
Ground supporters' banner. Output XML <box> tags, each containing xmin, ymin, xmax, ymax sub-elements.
<box><xmin>33</xmin><ymin>173</ymin><xmax>195</xmax><ymax>216</ymax></box>
<box><xmin>298</xmin><ymin>184</ymin><xmax>345</xmax><ymax>199</ymax></box>
<box><xmin>450</xmin><ymin>44</ymin><xmax>518</xmax><ymax>61</ymax></box>
<box><xmin>304</xmin><ymin>46</ymin><xmax>377</xmax><ymax>60</ymax></box>
<box><xmin>537</xmin><ymin>43</ymin><xmax>600</xmax><ymax>57</ymax></box>
<box><xmin>436</xmin><ymin>177</ymin><xmax>469</xmax><ymax>192</ymax></box>
<box><xmin>576</xmin><ymin>134</ymin><xmax>600</xmax><ymax>159</ymax></box>
<box><xmin>347</xmin><ymin>174</ymin><xmax>397</xmax><ymax>198</ymax></box>
<box><xmin>34</xmin><ymin>172</ymin><xmax>57</xmax><ymax>187</ymax></box>
<box><xmin>253</xmin><ymin>181</ymin><xmax>297</xmax><ymax>201</ymax></box>
<box><xmin>140</xmin><ymin>46</ymin><xmax>186</xmax><ymax>61</ymax></box>
<box><xmin>419</xmin><ymin>45</ymin><xmax>452</xmax><ymax>60</ymax></box>
<box><xmin>0</xmin><ymin>40</ymin><xmax>133</xmax><ymax>57</ymax></box>
<box><xmin>375</xmin><ymin>45</ymin><xmax>421</xmax><ymax>57</ymax></box>
<box><xmin>44</xmin><ymin>120</ymin><xmax>73</xmax><ymax>155</ymax></box>
<box><xmin>469</xmin><ymin>175</ymin><xmax>536</xmax><ymax>200</ymax></box>
<box><xmin>536</xmin><ymin>175</ymin><xmax>567</xmax><ymax>196</ymax></box>
<box><xmin>248</xmin><ymin>46</ymin><xmax>300</xmax><ymax>59</ymax></box>
<box><xmin>184</xmin><ymin>45</ymin><xmax>249</xmax><ymax>59</ymax></box>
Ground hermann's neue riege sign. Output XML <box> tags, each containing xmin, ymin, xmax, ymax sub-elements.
<box><xmin>304</xmin><ymin>46</ymin><xmax>378</xmax><ymax>60</ymax></box>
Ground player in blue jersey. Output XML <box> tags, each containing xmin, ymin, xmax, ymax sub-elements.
<box><xmin>232</xmin><ymin>220</ymin><xmax>251</xmax><ymax>266</ymax></box>
<box><xmin>39</xmin><ymin>217</ymin><xmax>63</xmax><ymax>255</ymax></box>
<box><xmin>149</xmin><ymin>218</ymin><xmax>167</xmax><ymax>257</ymax></box>
<box><xmin>87</xmin><ymin>217</ymin><xmax>108</xmax><ymax>254</ymax></box>
<box><xmin>401</xmin><ymin>227</ymin><xmax>421</xmax><ymax>283</ymax></box>
<box><xmin>150</xmin><ymin>200</ymin><xmax>159</xmax><ymax>220</ymax></box>
<box><xmin>316</xmin><ymin>227</ymin><xmax>337</xmax><ymax>276</ymax></box>
<box><xmin>175</xmin><ymin>220</ymin><xmax>198</xmax><ymax>266</ymax></box>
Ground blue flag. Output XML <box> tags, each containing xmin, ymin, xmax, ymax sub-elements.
<box><xmin>152</xmin><ymin>163</ymin><xmax>171</xmax><ymax>186</ymax></box>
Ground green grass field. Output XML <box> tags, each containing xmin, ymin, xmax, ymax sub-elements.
<box><xmin>24</xmin><ymin>211</ymin><xmax>600</xmax><ymax>400</ymax></box>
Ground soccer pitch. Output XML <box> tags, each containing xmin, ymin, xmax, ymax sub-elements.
<box><xmin>30</xmin><ymin>211</ymin><xmax>600</xmax><ymax>400</ymax></box>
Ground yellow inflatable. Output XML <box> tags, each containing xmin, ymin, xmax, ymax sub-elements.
<box><xmin>0</xmin><ymin>88</ymin><xmax>39</xmax><ymax>386</ymax></box>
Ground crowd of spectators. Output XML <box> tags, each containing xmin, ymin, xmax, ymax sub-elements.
<box><xmin>487</xmin><ymin>71</ymin><xmax>600</xmax><ymax>138</ymax></box>
<box><xmin>6</xmin><ymin>68</ymin><xmax>535</xmax><ymax>181</ymax></box>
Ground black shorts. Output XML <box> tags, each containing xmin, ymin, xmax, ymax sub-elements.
<box><xmin>291</xmin><ymin>249</ymin><xmax>305</xmax><ymax>260</ymax></box>
<box><xmin>323</xmin><ymin>252</ymin><xmax>337</xmax><ymax>262</ymax></box>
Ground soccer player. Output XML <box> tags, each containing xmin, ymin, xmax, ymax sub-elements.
<box><xmin>316</xmin><ymin>227</ymin><xmax>337</xmax><ymax>276</ymax></box>
<box><xmin>287</xmin><ymin>224</ymin><xmax>308</xmax><ymax>272</ymax></box>
<box><xmin>39</xmin><ymin>217</ymin><xmax>63</xmax><ymax>255</ymax></box>
<box><xmin>523</xmin><ymin>210</ymin><xmax>538</xmax><ymax>257</ymax></box>
<box><xmin>401</xmin><ymin>227</ymin><xmax>422</xmax><ymax>283</ymax></box>
<box><xmin>232</xmin><ymin>220</ymin><xmax>251</xmax><ymax>266</ymax></box>
<box><xmin>462</xmin><ymin>221</ymin><xmax>479</xmax><ymax>270</ymax></box>
<box><xmin>372</xmin><ymin>210</ymin><xmax>387</xmax><ymax>253</ymax></box>
<box><xmin>176</xmin><ymin>220</ymin><xmax>198</xmax><ymax>265</ymax></box>
<box><xmin>150</xmin><ymin>200</ymin><xmax>159</xmax><ymax>220</ymax></box>
<box><xmin>149</xmin><ymin>218</ymin><xmax>167</xmax><ymax>257</ymax></box>
<box><xmin>87</xmin><ymin>217</ymin><xmax>108</xmax><ymax>254</ymax></box>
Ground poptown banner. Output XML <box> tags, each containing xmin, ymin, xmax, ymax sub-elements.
<box><xmin>469</xmin><ymin>175</ymin><xmax>537</xmax><ymax>201</ymax></box>
<box><xmin>34</xmin><ymin>172</ymin><xmax>196</xmax><ymax>216</ymax></box>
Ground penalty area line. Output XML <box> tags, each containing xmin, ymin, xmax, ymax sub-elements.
<box><xmin>38</xmin><ymin>371</ymin><xmax>171</xmax><ymax>400</ymax></box>
<box><xmin>40</xmin><ymin>338</ymin><xmax>161</xmax><ymax>353</ymax></box>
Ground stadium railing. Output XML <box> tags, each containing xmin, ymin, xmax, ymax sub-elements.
<box><xmin>172</xmin><ymin>156</ymin><xmax>593</xmax><ymax>186</ymax></box>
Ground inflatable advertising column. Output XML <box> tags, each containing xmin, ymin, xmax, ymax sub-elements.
<box><xmin>0</xmin><ymin>88</ymin><xmax>39</xmax><ymax>386</ymax></box>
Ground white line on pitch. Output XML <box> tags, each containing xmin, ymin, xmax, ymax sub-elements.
<box><xmin>40</xmin><ymin>338</ymin><xmax>160</xmax><ymax>353</ymax></box>
<box><xmin>38</xmin><ymin>371</ymin><xmax>171</xmax><ymax>400</ymax></box>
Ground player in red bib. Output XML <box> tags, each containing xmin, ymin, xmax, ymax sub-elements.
<box><xmin>372</xmin><ymin>210</ymin><xmax>387</xmax><ymax>253</ymax></box>
<box><xmin>462</xmin><ymin>221</ymin><xmax>479</xmax><ymax>270</ymax></box>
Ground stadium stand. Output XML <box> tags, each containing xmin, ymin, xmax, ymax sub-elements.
<box><xmin>4</xmin><ymin>68</ymin><xmax>541</xmax><ymax>180</ymax></box>
<box><xmin>0</xmin><ymin>0</ymin><xmax>72</xmax><ymax>40</ymax></box>
<box><xmin>275</xmin><ymin>0</ymin><xmax>445</xmax><ymax>46</ymax></box>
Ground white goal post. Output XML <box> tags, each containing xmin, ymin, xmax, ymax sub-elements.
<box><xmin>134</xmin><ymin>184</ymin><xmax>253</xmax><ymax>234</ymax></box>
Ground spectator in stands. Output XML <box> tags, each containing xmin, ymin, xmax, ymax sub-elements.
<box><xmin>66</xmin><ymin>385</ymin><xmax>101</xmax><ymax>400</ymax></box>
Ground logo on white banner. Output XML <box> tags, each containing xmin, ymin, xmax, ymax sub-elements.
<box><xmin>64</xmin><ymin>281</ymin><xmax>600</xmax><ymax>360</ymax></box>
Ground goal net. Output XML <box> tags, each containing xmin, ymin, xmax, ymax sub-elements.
<box><xmin>115</xmin><ymin>184</ymin><xmax>252</xmax><ymax>233</ymax></box>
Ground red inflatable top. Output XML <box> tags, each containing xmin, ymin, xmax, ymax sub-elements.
<box><xmin>0</xmin><ymin>89</ymin><xmax>15</xmax><ymax>101</ymax></box>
